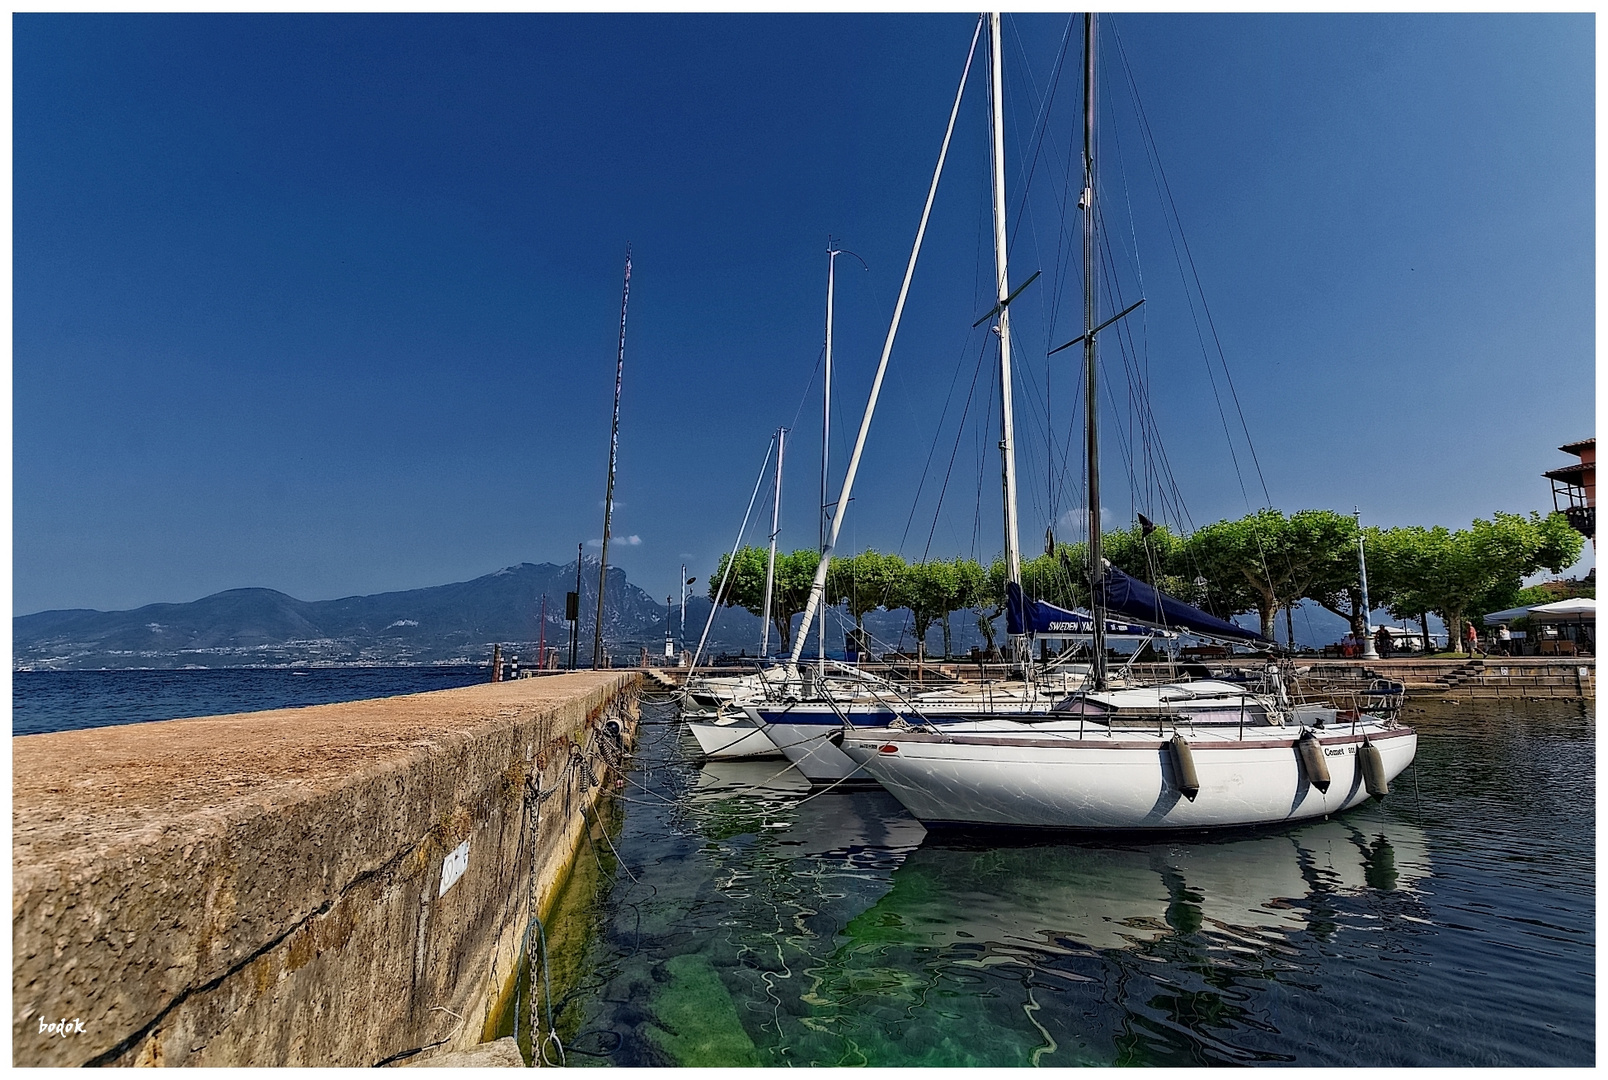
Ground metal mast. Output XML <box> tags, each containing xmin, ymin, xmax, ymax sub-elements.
<box><xmin>988</xmin><ymin>12</ymin><xmax>1025</xmax><ymax>667</ymax></box>
<box><xmin>760</xmin><ymin>427</ymin><xmax>786</xmax><ymax>658</ymax></box>
<box><xmin>1082</xmin><ymin>14</ymin><xmax>1107</xmax><ymax>691</ymax></box>
<box><xmin>820</xmin><ymin>244</ymin><xmax>839</xmax><ymax>669</ymax></box>
<box><xmin>593</xmin><ymin>249</ymin><xmax>631</xmax><ymax>668</ymax></box>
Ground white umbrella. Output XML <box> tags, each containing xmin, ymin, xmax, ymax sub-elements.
<box><xmin>1527</xmin><ymin>597</ymin><xmax>1596</xmax><ymax>623</ymax></box>
<box><xmin>1482</xmin><ymin>606</ymin><xmax>1534</xmax><ymax>625</ymax></box>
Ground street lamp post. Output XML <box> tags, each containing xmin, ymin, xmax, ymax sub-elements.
<box><xmin>1356</xmin><ymin>508</ymin><xmax>1379</xmax><ymax>660</ymax></box>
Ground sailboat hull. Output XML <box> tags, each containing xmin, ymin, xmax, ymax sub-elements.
<box><xmin>841</xmin><ymin>725</ymin><xmax>1417</xmax><ymax>830</ymax></box>
<box><xmin>685</xmin><ymin>717</ymin><xmax>785</xmax><ymax>760</ymax></box>
<box><xmin>750</xmin><ymin>717</ymin><xmax>869</xmax><ymax>782</ymax></box>
<box><xmin>747</xmin><ymin>695</ymin><xmax>1081</xmax><ymax>784</ymax></box>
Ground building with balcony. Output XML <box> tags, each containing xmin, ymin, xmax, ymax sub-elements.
<box><xmin>1544</xmin><ymin>437</ymin><xmax>1594</xmax><ymax>540</ymax></box>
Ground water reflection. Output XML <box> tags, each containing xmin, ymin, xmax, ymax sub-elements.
<box><xmin>767</xmin><ymin>816</ymin><xmax>1433</xmax><ymax>1065</ymax></box>
<box><xmin>687</xmin><ymin>759</ymin><xmax>926</xmax><ymax>859</ymax></box>
<box><xmin>838</xmin><ymin>817</ymin><xmax>1428</xmax><ymax>958</ymax></box>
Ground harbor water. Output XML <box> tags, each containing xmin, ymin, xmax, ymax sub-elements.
<box><xmin>11</xmin><ymin>665</ymin><xmax>489</xmax><ymax>736</ymax></box>
<box><xmin>543</xmin><ymin>695</ymin><xmax>1592</xmax><ymax>1067</ymax></box>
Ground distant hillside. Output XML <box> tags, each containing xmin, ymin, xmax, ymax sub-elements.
<box><xmin>15</xmin><ymin>559</ymin><xmax>1370</xmax><ymax>671</ymax></box>
<box><xmin>15</xmin><ymin>558</ymin><xmax>756</xmax><ymax>670</ymax></box>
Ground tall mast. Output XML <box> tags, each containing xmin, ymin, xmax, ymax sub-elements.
<box><xmin>820</xmin><ymin>243</ymin><xmax>839</xmax><ymax>669</ymax></box>
<box><xmin>593</xmin><ymin>249</ymin><xmax>631</xmax><ymax>669</ymax></box>
<box><xmin>1082</xmin><ymin>14</ymin><xmax>1107</xmax><ymax>691</ymax></box>
<box><xmin>760</xmin><ymin>427</ymin><xmax>785</xmax><ymax>658</ymax></box>
<box><xmin>989</xmin><ymin>12</ymin><xmax>1025</xmax><ymax>666</ymax></box>
<box><xmin>788</xmin><ymin>15</ymin><xmax>984</xmax><ymax>667</ymax></box>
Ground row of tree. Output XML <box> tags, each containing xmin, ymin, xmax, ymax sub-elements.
<box><xmin>709</xmin><ymin>509</ymin><xmax>1584</xmax><ymax>655</ymax></box>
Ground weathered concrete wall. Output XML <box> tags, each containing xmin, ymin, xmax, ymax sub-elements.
<box><xmin>12</xmin><ymin>671</ymin><xmax>639</xmax><ymax>1067</ymax></box>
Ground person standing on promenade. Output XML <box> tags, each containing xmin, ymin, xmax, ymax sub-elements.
<box><xmin>1497</xmin><ymin>623</ymin><xmax>1512</xmax><ymax>656</ymax></box>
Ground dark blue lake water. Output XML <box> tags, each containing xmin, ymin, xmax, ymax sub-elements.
<box><xmin>11</xmin><ymin>666</ymin><xmax>489</xmax><ymax>736</ymax></box>
<box><xmin>544</xmin><ymin>696</ymin><xmax>1593</xmax><ymax>1067</ymax></box>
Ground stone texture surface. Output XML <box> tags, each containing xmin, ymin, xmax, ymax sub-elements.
<box><xmin>13</xmin><ymin>671</ymin><xmax>639</xmax><ymax>1067</ymax></box>
<box><xmin>398</xmin><ymin>1035</ymin><xmax>525</xmax><ymax>1067</ymax></box>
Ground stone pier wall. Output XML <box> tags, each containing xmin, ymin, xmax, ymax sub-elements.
<box><xmin>12</xmin><ymin>671</ymin><xmax>640</xmax><ymax>1067</ymax></box>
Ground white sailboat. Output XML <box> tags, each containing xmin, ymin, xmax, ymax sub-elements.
<box><xmin>798</xmin><ymin>13</ymin><xmax>1417</xmax><ymax>824</ymax></box>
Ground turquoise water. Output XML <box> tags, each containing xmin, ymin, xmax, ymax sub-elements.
<box><xmin>549</xmin><ymin>696</ymin><xmax>1592</xmax><ymax>1067</ymax></box>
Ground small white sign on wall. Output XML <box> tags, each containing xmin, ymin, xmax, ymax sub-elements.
<box><xmin>439</xmin><ymin>839</ymin><xmax>471</xmax><ymax>897</ymax></box>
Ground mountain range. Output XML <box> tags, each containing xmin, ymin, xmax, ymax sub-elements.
<box><xmin>13</xmin><ymin>559</ymin><xmax>766</xmax><ymax>671</ymax></box>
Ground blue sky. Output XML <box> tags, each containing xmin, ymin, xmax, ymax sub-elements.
<box><xmin>13</xmin><ymin>13</ymin><xmax>1595</xmax><ymax>615</ymax></box>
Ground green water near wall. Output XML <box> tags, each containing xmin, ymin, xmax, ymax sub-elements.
<box><xmin>486</xmin><ymin>794</ymin><xmax>623</xmax><ymax>1065</ymax></box>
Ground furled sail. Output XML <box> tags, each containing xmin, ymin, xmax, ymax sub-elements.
<box><xmin>1098</xmin><ymin>566</ymin><xmax>1270</xmax><ymax>644</ymax></box>
<box><xmin>1005</xmin><ymin>581</ymin><xmax>1162</xmax><ymax>637</ymax></box>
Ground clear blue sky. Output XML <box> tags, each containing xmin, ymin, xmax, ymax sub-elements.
<box><xmin>14</xmin><ymin>13</ymin><xmax>1595</xmax><ymax>615</ymax></box>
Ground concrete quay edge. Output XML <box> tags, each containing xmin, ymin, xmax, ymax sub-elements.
<box><xmin>13</xmin><ymin>671</ymin><xmax>640</xmax><ymax>1067</ymax></box>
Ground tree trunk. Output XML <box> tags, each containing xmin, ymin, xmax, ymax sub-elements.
<box><xmin>913</xmin><ymin>616</ymin><xmax>935</xmax><ymax>655</ymax></box>
<box><xmin>977</xmin><ymin>608</ymin><xmax>999</xmax><ymax>652</ymax></box>
<box><xmin>1242</xmin><ymin>569</ymin><xmax>1280</xmax><ymax>641</ymax></box>
<box><xmin>1315</xmin><ymin>591</ymin><xmax>1369</xmax><ymax>640</ymax></box>
<box><xmin>941</xmin><ymin>612</ymin><xmax>952</xmax><ymax>659</ymax></box>
<box><xmin>1445</xmin><ymin>613</ymin><xmax>1464</xmax><ymax>655</ymax></box>
<box><xmin>1258</xmin><ymin>598</ymin><xmax>1277</xmax><ymax>640</ymax></box>
<box><xmin>1421</xmin><ymin>613</ymin><xmax>1432</xmax><ymax>654</ymax></box>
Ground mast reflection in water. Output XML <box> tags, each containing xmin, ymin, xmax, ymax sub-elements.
<box><xmin>542</xmin><ymin>697</ymin><xmax>1591</xmax><ymax>1067</ymax></box>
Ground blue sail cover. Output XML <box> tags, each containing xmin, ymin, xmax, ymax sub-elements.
<box><xmin>1099</xmin><ymin>566</ymin><xmax>1270</xmax><ymax>644</ymax></box>
<box><xmin>1005</xmin><ymin>582</ymin><xmax>1159</xmax><ymax>637</ymax></box>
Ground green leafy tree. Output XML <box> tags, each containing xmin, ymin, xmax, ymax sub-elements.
<box><xmin>769</xmin><ymin>549</ymin><xmax>827</xmax><ymax>652</ymax></box>
<box><xmin>951</xmin><ymin>557</ymin><xmax>992</xmax><ymax>657</ymax></box>
<box><xmin>1370</xmin><ymin>512</ymin><xmax>1583</xmax><ymax>653</ymax></box>
<box><xmin>708</xmin><ymin>546</ymin><xmax>825</xmax><ymax>652</ymax></box>
<box><xmin>827</xmin><ymin>550</ymin><xmax>906</xmax><ymax>634</ymax></box>
<box><xmin>1180</xmin><ymin>508</ymin><xmax>1361</xmax><ymax>644</ymax></box>
<box><xmin>893</xmin><ymin>560</ymin><xmax>959</xmax><ymax>658</ymax></box>
<box><xmin>1102</xmin><ymin>522</ymin><xmax>1191</xmax><ymax>597</ymax></box>
<box><xmin>1276</xmin><ymin>509</ymin><xmax>1366</xmax><ymax>647</ymax></box>
<box><xmin>1306</xmin><ymin>522</ymin><xmax>1392</xmax><ymax>642</ymax></box>
<box><xmin>708</xmin><ymin>545</ymin><xmax>766</xmax><ymax>615</ymax></box>
<box><xmin>1182</xmin><ymin>509</ymin><xmax>1290</xmax><ymax>638</ymax></box>
<box><xmin>1369</xmin><ymin>524</ymin><xmax>1450</xmax><ymax>649</ymax></box>
<box><xmin>1023</xmin><ymin>546</ymin><xmax>1085</xmax><ymax>609</ymax></box>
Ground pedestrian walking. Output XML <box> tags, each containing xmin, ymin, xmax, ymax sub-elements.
<box><xmin>1497</xmin><ymin>624</ymin><xmax>1512</xmax><ymax>656</ymax></box>
<box><xmin>1465</xmin><ymin>621</ymin><xmax>1479</xmax><ymax>656</ymax></box>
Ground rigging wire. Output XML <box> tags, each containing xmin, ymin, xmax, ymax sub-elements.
<box><xmin>920</xmin><ymin>339</ymin><xmax>994</xmax><ymax>562</ymax></box>
<box><xmin>897</xmin><ymin>326</ymin><xmax>989</xmax><ymax>557</ymax></box>
<box><xmin>1082</xmin><ymin>17</ymin><xmax>1288</xmax><ymax>632</ymax></box>
<box><xmin>1110</xmin><ymin>20</ymin><xmax>1274</xmax><ymax>512</ymax></box>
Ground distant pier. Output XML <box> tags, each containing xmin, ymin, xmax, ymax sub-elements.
<box><xmin>12</xmin><ymin>671</ymin><xmax>639</xmax><ymax>1067</ymax></box>
<box><xmin>646</xmin><ymin>656</ymin><xmax>1592</xmax><ymax>699</ymax></box>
